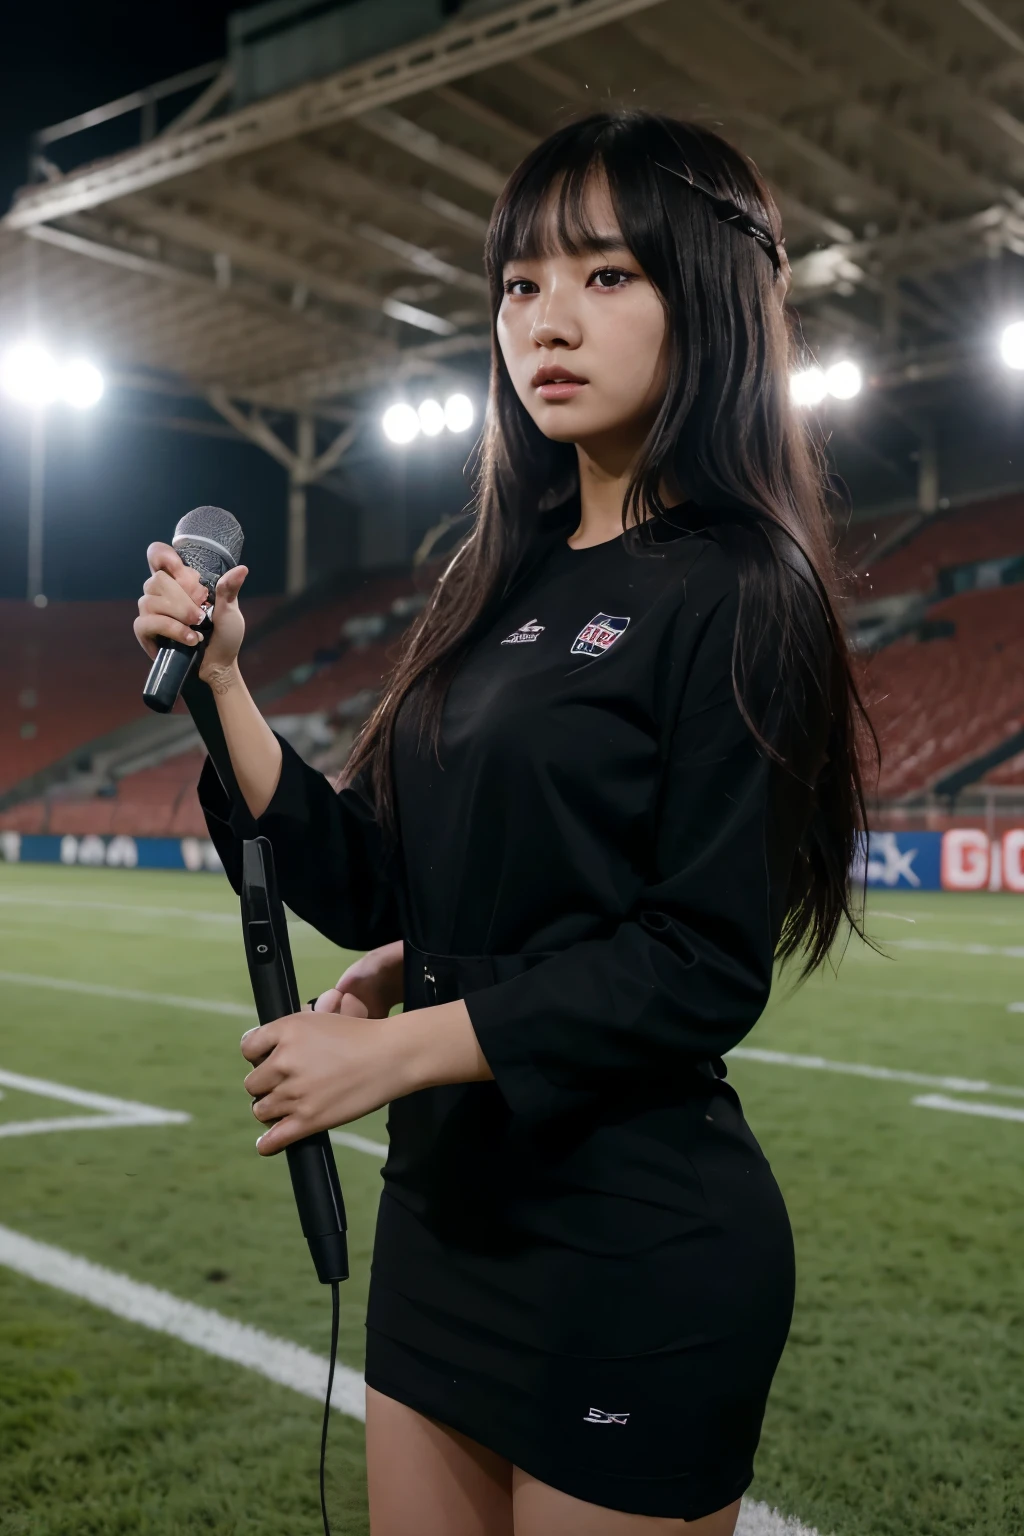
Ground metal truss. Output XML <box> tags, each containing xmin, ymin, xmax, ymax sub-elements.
<box><xmin>4</xmin><ymin>0</ymin><xmax>666</xmax><ymax>229</ymax></box>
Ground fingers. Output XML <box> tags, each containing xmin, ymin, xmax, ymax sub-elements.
<box><xmin>146</xmin><ymin>543</ymin><xmax>208</xmax><ymax>601</ymax></box>
<box><xmin>133</xmin><ymin>614</ymin><xmax>203</xmax><ymax>653</ymax></box>
<box><xmin>314</xmin><ymin>986</ymin><xmax>369</xmax><ymax>1017</ymax></box>
<box><xmin>146</xmin><ymin>542</ymin><xmax>185</xmax><ymax>578</ymax></box>
<box><xmin>141</xmin><ymin>569</ymin><xmax>207</xmax><ymax>621</ymax></box>
<box><xmin>256</xmin><ymin>1117</ymin><xmax>301</xmax><ymax>1156</ymax></box>
<box><xmin>243</xmin><ymin>1058</ymin><xmax>282</xmax><ymax>1099</ymax></box>
<box><xmin>214</xmin><ymin>565</ymin><xmax>248</xmax><ymax>605</ymax></box>
<box><xmin>145</xmin><ymin>542</ymin><xmax>209</xmax><ymax>605</ymax></box>
<box><xmin>135</xmin><ymin>566</ymin><xmax>208</xmax><ymax>654</ymax></box>
<box><xmin>240</xmin><ymin>1022</ymin><xmax>277</xmax><ymax>1063</ymax></box>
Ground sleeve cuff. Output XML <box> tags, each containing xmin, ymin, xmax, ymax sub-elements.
<box><xmin>463</xmin><ymin>975</ymin><xmax>595</xmax><ymax>1122</ymax></box>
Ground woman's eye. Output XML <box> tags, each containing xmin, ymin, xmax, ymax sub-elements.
<box><xmin>503</xmin><ymin>278</ymin><xmax>538</xmax><ymax>297</ymax></box>
<box><xmin>589</xmin><ymin>267</ymin><xmax>634</xmax><ymax>289</ymax></box>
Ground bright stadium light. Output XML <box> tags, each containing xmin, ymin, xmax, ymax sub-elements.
<box><xmin>1000</xmin><ymin>320</ymin><xmax>1024</xmax><ymax>370</ymax></box>
<box><xmin>444</xmin><ymin>392</ymin><xmax>474</xmax><ymax>432</ymax></box>
<box><xmin>382</xmin><ymin>402</ymin><xmax>420</xmax><ymax>444</ymax></box>
<box><xmin>824</xmin><ymin>359</ymin><xmax>863</xmax><ymax>400</ymax></box>
<box><xmin>790</xmin><ymin>366</ymin><xmax>828</xmax><ymax>407</ymax></box>
<box><xmin>1</xmin><ymin>342</ymin><xmax>60</xmax><ymax>406</ymax></box>
<box><xmin>418</xmin><ymin>398</ymin><xmax>446</xmax><ymax>436</ymax></box>
<box><xmin>61</xmin><ymin>358</ymin><xmax>104</xmax><ymax>409</ymax></box>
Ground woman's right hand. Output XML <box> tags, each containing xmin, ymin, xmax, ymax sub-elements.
<box><xmin>134</xmin><ymin>542</ymin><xmax>248</xmax><ymax>680</ymax></box>
<box><xmin>314</xmin><ymin>940</ymin><xmax>405</xmax><ymax>1020</ymax></box>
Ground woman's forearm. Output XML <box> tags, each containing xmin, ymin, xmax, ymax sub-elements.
<box><xmin>202</xmin><ymin>661</ymin><xmax>282</xmax><ymax>819</ymax></box>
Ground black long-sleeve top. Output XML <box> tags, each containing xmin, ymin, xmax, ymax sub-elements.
<box><xmin>200</xmin><ymin>502</ymin><xmax>816</xmax><ymax>1246</ymax></box>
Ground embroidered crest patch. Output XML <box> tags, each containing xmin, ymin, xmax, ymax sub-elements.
<box><xmin>570</xmin><ymin>613</ymin><xmax>630</xmax><ymax>657</ymax></box>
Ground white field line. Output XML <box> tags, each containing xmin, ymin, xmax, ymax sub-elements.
<box><xmin>0</xmin><ymin>1222</ymin><xmax>822</xmax><ymax>1536</ymax></box>
<box><xmin>728</xmin><ymin>1047</ymin><xmax>1024</xmax><ymax>1100</ymax></box>
<box><xmin>809</xmin><ymin>984</ymin><xmax>1022</xmax><ymax>1009</ymax></box>
<box><xmin>0</xmin><ymin>1067</ymin><xmax>189</xmax><ymax>1139</ymax></box>
<box><xmin>0</xmin><ymin>893</ymin><xmax>239</xmax><ymax>922</ymax></box>
<box><xmin>0</xmin><ymin>1223</ymin><xmax>365</xmax><ymax>1419</ymax></box>
<box><xmin>913</xmin><ymin>1094</ymin><xmax>1024</xmax><ymax>1124</ymax></box>
<box><xmin>886</xmin><ymin>938</ymin><xmax>1024</xmax><ymax>959</ymax></box>
<box><xmin>736</xmin><ymin>1507</ymin><xmax>824</xmax><ymax>1536</ymax></box>
<box><xmin>0</xmin><ymin>969</ymin><xmax>253</xmax><ymax>1017</ymax></box>
<box><xmin>330</xmin><ymin>1129</ymin><xmax>388</xmax><ymax>1158</ymax></box>
<box><xmin>0</xmin><ymin>893</ymin><xmax>311</xmax><ymax>932</ymax></box>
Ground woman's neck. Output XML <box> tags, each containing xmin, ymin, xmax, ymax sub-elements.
<box><xmin>574</xmin><ymin>436</ymin><xmax>644</xmax><ymax>549</ymax></box>
<box><xmin>568</xmin><ymin>439</ymin><xmax>682</xmax><ymax>550</ymax></box>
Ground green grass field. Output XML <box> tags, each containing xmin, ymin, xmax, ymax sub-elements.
<box><xmin>0</xmin><ymin>862</ymin><xmax>1021</xmax><ymax>1536</ymax></box>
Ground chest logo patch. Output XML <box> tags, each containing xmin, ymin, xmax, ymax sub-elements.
<box><xmin>571</xmin><ymin>612</ymin><xmax>630</xmax><ymax>657</ymax></box>
<box><xmin>501</xmin><ymin>618</ymin><xmax>545</xmax><ymax>645</ymax></box>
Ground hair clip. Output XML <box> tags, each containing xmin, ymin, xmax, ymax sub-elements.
<box><xmin>653</xmin><ymin>160</ymin><xmax>783</xmax><ymax>279</ymax></box>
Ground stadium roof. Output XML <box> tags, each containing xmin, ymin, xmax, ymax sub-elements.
<box><xmin>4</xmin><ymin>0</ymin><xmax>1024</xmax><ymax>420</ymax></box>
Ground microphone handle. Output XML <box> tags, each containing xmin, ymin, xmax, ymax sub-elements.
<box><xmin>243</xmin><ymin>838</ymin><xmax>349</xmax><ymax>1286</ymax></box>
<box><xmin>142</xmin><ymin>614</ymin><xmax>212</xmax><ymax>714</ymax></box>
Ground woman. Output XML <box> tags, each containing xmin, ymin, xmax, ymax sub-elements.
<box><xmin>135</xmin><ymin>112</ymin><xmax>867</xmax><ymax>1535</ymax></box>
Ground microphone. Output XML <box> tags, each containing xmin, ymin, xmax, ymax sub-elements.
<box><xmin>142</xmin><ymin>505</ymin><xmax>244</xmax><ymax>714</ymax></box>
<box><xmin>242</xmin><ymin>837</ymin><xmax>350</xmax><ymax>1286</ymax></box>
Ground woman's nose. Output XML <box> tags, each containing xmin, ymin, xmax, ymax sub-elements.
<box><xmin>530</xmin><ymin>304</ymin><xmax>582</xmax><ymax>349</ymax></box>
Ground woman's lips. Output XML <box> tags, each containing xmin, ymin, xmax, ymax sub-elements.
<box><xmin>535</xmin><ymin>380</ymin><xmax>586</xmax><ymax>400</ymax></box>
<box><xmin>531</xmin><ymin>365</ymin><xmax>588</xmax><ymax>401</ymax></box>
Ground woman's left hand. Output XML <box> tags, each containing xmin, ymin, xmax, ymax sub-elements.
<box><xmin>240</xmin><ymin>999</ymin><xmax>493</xmax><ymax>1156</ymax></box>
<box><xmin>241</xmin><ymin>1012</ymin><xmax>410</xmax><ymax>1156</ymax></box>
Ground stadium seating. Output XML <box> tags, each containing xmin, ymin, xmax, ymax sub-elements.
<box><xmin>853</xmin><ymin>492</ymin><xmax>1024</xmax><ymax>600</ymax></box>
<box><xmin>0</xmin><ymin>594</ymin><xmax>283</xmax><ymax>797</ymax></box>
<box><xmin>5</xmin><ymin>493</ymin><xmax>1023</xmax><ymax>827</ymax></box>
<box><xmin>834</xmin><ymin>508</ymin><xmax>920</xmax><ymax>573</ymax></box>
<box><xmin>860</xmin><ymin>584</ymin><xmax>1024</xmax><ymax>798</ymax></box>
<box><xmin>0</xmin><ymin>570</ymin><xmax>420</xmax><ymax>838</ymax></box>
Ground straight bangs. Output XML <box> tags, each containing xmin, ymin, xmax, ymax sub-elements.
<box><xmin>487</xmin><ymin>140</ymin><xmax>614</xmax><ymax>267</ymax></box>
<box><xmin>485</xmin><ymin>113</ymin><xmax>783</xmax><ymax>319</ymax></box>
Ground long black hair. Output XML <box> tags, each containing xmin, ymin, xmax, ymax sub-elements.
<box><xmin>346</xmin><ymin>110</ymin><xmax>872</xmax><ymax>973</ymax></box>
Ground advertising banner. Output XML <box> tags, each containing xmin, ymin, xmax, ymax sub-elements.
<box><xmin>0</xmin><ymin>832</ymin><xmax>223</xmax><ymax>873</ymax></box>
<box><xmin>858</xmin><ymin>829</ymin><xmax>1024</xmax><ymax>891</ymax></box>
<box><xmin>3</xmin><ymin>827</ymin><xmax>1023</xmax><ymax>891</ymax></box>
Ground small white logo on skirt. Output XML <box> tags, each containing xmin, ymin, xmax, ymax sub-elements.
<box><xmin>583</xmin><ymin>1407</ymin><xmax>630</xmax><ymax>1425</ymax></box>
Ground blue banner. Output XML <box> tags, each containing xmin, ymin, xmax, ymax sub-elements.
<box><xmin>0</xmin><ymin>832</ymin><xmax>222</xmax><ymax>873</ymax></box>
<box><xmin>853</xmin><ymin>831</ymin><xmax>942</xmax><ymax>890</ymax></box>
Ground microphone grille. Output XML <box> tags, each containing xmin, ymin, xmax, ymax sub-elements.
<box><xmin>173</xmin><ymin>505</ymin><xmax>244</xmax><ymax>565</ymax></box>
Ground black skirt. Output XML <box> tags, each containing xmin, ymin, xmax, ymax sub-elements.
<box><xmin>362</xmin><ymin>947</ymin><xmax>796</xmax><ymax>1522</ymax></box>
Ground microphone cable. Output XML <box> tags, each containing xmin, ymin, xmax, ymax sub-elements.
<box><xmin>319</xmin><ymin>1280</ymin><xmax>341</xmax><ymax>1536</ymax></box>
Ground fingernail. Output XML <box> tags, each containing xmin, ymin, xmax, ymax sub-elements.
<box><xmin>241</xmin><ymin>1028</ymin><xmax>257</xmax><ymax>1043</ymax></box>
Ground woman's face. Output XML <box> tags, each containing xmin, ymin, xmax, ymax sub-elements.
<box><xmin>496</xmin><ymin>177</ymin><xmax>668</xmax><ymax>458</ymax></box>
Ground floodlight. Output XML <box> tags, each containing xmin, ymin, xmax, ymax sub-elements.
<box><xmin>444</xmin><ymin>393</ymin><xmax>474</xmax><ymax>432</ymax></box>
<box><xmin>1</xmin><ymin>343</ymin><xmax>60</xmax><ymax>406</ymax></box>
<box><xmin>825</xmin><ymin>360</ymin><xmax>862</xmax><ymax>400</ymax></box>
<box><xmin>61</xmin><ymin>358</ymin><xmax>104</xmax><ymax>409</ymax></box>
<box><xmin>418</xmin><ymin>398</ymin><xmax>445</xmax><ymax>436</ymax></box>
<box><xmin>1000</xmin><ymin>320</ymin><xmax>1024</xmax><ymax>370</ymax></box>
<box><xmin>790</xmin><ymin>366</ymin><xmax>827</xmax><ymax>407</ymax></box>
<box><xmin>382</xmin><ymin>402</ymin><xmax>420</xmax><ymax>444</ymax></box>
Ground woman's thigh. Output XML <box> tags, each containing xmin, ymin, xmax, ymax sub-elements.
<box><xmin>365</xmin><ymin>1384</ymin><xmax>515</xmax><ymax>1536</ymax></box>
<box><xmin>512</xmin><ymin>1469</ymin><xmax>741</xmax><ymax>1536</ymax></box>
